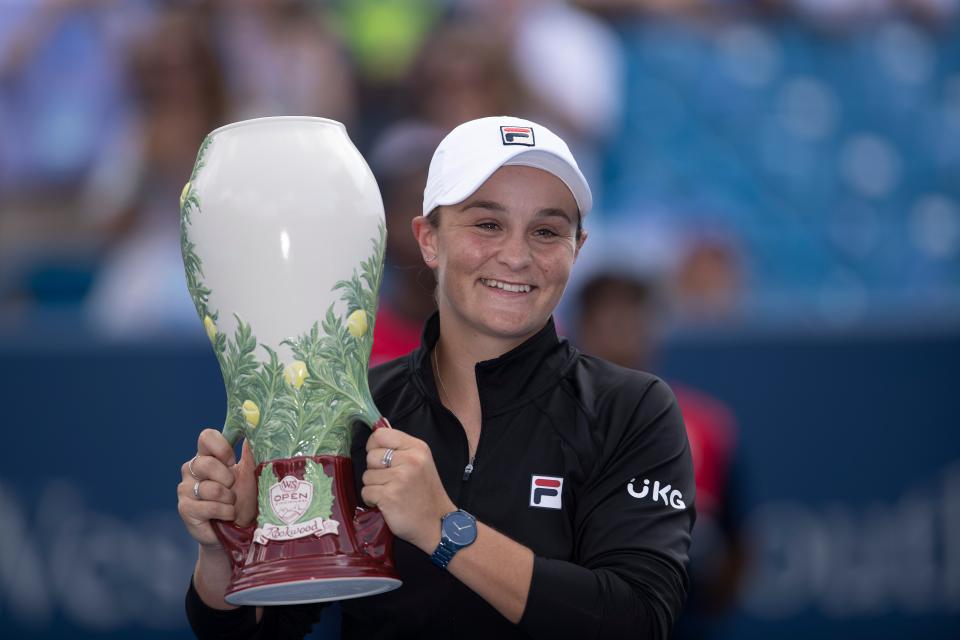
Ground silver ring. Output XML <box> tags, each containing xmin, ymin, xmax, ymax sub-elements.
<box><xmin>193</xmin><ymin>480</ymin><xmax>201</xmax><ymax>499</ymax></box>
<box><xmin>381</xmin><ymin>448</ymin><xmax>395</xmax><ymax>469</ymax></box>
<box><xmin>188</xmin><ymin>454</ymin><xmax>200</xmax><ymax>480</ymax></box>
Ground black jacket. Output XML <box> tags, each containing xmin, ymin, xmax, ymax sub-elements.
<box><xmin>187</xmin><ymin>313</ymin><xmax>696</xmax><ymax>639</ymax></box>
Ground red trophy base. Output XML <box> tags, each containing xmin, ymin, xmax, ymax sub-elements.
<box><xmin>213</xmin><ymin>452</ymin><xmax>401</xmax><ymax>606</ymax></box>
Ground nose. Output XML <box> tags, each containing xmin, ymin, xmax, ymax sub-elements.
<box><xmin>497</xmin><ymin>227</ymin><xmax>533</xmax><ymax>271</ymax></box>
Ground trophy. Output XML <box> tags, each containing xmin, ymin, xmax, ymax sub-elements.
<box><xmin>179</xmin><ymin>116</ymin><xmax>401</xmax><ymax>605</ymax></box>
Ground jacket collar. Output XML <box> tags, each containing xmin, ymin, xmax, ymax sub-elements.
<box><xmin>410</xmin><ymin>311</ymin><xmax>575</xmax><ymax>416</ymax></box>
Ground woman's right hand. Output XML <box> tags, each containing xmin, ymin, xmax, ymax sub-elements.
<box><xmin>177</xmin><ymin>429</ymin><xmax>257</xmax><ymax>548</ymax></box>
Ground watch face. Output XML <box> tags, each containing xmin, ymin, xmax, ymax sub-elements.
<box><xmin>443</xmin><ymin>511</ymin><xmax>477</xmax><ymax>546</ymax></box>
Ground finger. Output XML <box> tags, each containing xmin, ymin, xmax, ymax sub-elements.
<box><xmin>366</xmin><ymin>447</ymin><xmax>402</xmax><ymax>470</ymax></box>
<box><xmin>198</xmin><ymin>428</ymin><xmax>236</xmax><ymax>468</ymax></box>
<box><xmin>362</xmin><ymin>468</ymin><xmax>391</xmax><ymax>487</ymax></box>
<box><xmin>179</xmin><ymin>494</ymin><xmax>236</xmax><ymax>523</ymax></box>
<box><xmin>366</xmin><ymin>427</ymin><xmax>415</xmax><ymax>452</ymax></box>
<box><xmin>360</xmin><ymin>484</ymin><xmax>381</xmax><ymax>508</ymax></box>
<box><xmin>186</xmin><ymin>454</ymin><xmax>236</xmax><ymax>488</ymax></box>
<box><xmin>239</xmin><ymin>438</ymin><xmax>254</xmax><ymax>467</ymax></box>
<box><xmin>189</xmin><ymin>480</ymin><xmax>237</xmax><ymax>505</ymax></box>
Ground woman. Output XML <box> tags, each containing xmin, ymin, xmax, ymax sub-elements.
<box><xmin>178</xmin><ymin>116</ymin><xmax>696</xmax><ymax>639</ymax></box>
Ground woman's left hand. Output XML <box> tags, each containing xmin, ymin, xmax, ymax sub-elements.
<box><xmin>362</xmin><ymin>427</ymin><xmax>456</xmax><ymax>554</ymax></box>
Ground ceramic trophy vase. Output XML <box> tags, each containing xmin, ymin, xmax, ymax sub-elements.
<box><xmin>179</xmin><ymin>116</ymin><xmax>400</xmax><ymax>605</ymax></box>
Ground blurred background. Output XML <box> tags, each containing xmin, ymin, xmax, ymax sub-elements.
<box><xmin>0</xmin><ymin>0</ymin><xmax>958</xmax><ymax>638</ymax></box>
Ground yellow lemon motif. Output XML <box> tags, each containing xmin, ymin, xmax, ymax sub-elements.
<box><xmin>242</xmin><ymin>400</ymin><xmax>260</xmax><ymax>428</ymax></box>
<box><xmin>203</xmin><ymin>315</ymin><xmax>217</xmax><ymax>342</ymax></box>
<box><xmin>347</xmin><ymin>309</ymin><xmax>368</xmax><ymax>338</ymax></box>
<box><xmin>180</xmin><ymin>181</ymin><xmax>191</xmax><ymax>208</ymax></box>
<box><xmin>284</xmin><ymin>360</ymin><xmax>308</xmax><ymax>389</ymax></box>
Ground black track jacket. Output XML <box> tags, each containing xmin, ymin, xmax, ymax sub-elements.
<box><xmin>187</xmin><ymin>313</ymin><xmax>696</xmax><ymax>639</ymax></box>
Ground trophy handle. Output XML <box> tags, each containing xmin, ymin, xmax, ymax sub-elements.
<box><xmin>211</xmin><ymin>519</ymin><xmax>256</xmax><ymax>571</ymax></box>
<box><xmin>371</xmin><ymin>416</ymin><xmax>392</xmax><ymax>431</ymax></box>
<box><xmin>353</xmin><ymin>505</ymin><xmax>394</xmax><ymax>560</ymax></box>
<box><xmin>354</xmin><ymin>415</ymin><xmax>393</xmax><ymax>557</ymax></box>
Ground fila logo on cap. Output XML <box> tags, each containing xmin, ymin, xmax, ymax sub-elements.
<box><xmin>501</xmin><ymin>125</ymin><xmax>535</xmax><ymax>146</ymax></box>
<box><xmin>530</xmin><ymin>475</ymin><xmax>563</xmax><ymax>509</ymax></box>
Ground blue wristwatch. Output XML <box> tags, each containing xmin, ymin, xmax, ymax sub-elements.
<box><xmin>430</xmin><ymin>509</ymin><xmax>477</xmax><ymax>569</ymax></box>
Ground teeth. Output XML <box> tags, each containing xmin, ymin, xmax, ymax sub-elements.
<box><xmin>482</xmin><ymin>279</ymin><xmax>531</xmax><ymax>293</ymax></box>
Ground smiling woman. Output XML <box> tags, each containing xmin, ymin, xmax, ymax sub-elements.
<box><xmin>415</xmin><ymin>165</ymin><xmax>585</xmax><ymax>352</ymax></box>
<box><xmin>184</xmin><ymin>116</ymin><xmax>696</xmax><ymax>640</ymax></box>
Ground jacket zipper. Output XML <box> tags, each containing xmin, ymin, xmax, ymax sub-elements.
<box><xmin>431</xmin><ymin>364</ymin><xmax>485</xmax><ymax>507</ymax></box>
<box><xmin>449</xmin><ymin>414</ymin><xmax>485</xmax><ymax>509</ymax></box>
<box><xmin>459</xmin><ymin>424</ymin><xmax>489</xmax><ymax>510</ymax></box>
<box><xmin>432</xmin><ymin>399</ymin><xmax>482</xmax><ymax>507</ymax></box>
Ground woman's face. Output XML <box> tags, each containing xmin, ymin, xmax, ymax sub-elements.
<box><xmin>414</xmin><ymin>165</ymin><xmax>586</xmax><ymax>345</ymax></box>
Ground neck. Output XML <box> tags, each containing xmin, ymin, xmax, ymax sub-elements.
<box><xmin>433</xmin><ymin>328</ymin><xmax>483</xmax><ymax>405</ymax></box>
<box><xmin>435</xmin><ymin>310</ymin><xmax>539</xmax><ymax>366</ymax></box>
<box><xmin>433</xmin><ymin>310</ymin><xmax>547</xmax><ymax>403</ymax></box>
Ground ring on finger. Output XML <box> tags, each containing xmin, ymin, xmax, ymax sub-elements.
<box><xmin>381</xmin><ymin>447</ymin><xmax>395</xmax><ymax>469</ymax></box>
<box><xmin>188</xmin><ymin>454</ymin><xmax>201</xmax><ymax>480</ymax></box>
<box><xmin>193</xmin><ymin>480</ymin><xmax>202</xmax><ymax>499</ymax></box>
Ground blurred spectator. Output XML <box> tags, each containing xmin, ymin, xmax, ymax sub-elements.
<box><xmin>215</xmin><ymin>0</ymin><xmax>357</xmax><ymax>125</ymax></box>
<box><xmin>570</xmin><ymin>260</ymin><xmax>749</xmax><ymax>640</ymax></box>
<box><xmin>406</xmin><ymin>21</ymin><xmax>523</xmax><ymax>132</ymax></box>
<box><xmin>333</xmin><ymin>0</ymin><xmax>441</xmax><ymax>85</ymax></box>
<box><xmin>0</xmin><ymin>0</ymin><xmax>152</xmax><ymax>316</ymax></box>
<box><xmin>83</xmin><ymin>4</ymin><xmax>228</xmax><ymax>338</ymax></box>
<box><xmin>508</xmin><ymin>0</ymin><xmax>625</xmax><ymax>201</ymax></box>
<box><xmin>575</xmin><ymin>272</ymin><xmax>665</xmax><ymax>369</ymax></box>
<box><xmin>0</xmin><ymin>0</ymin><xmax>143</xmax><ymax>194</ymax></box>
<box><xmin>330</xmin><ymin>0</ymin><xmax>442</xmax><ymax>148</ymax></box>
<box><xmin>367</xmin><ymin>120</ymin><xmax>444</xmax><ymax>365</ymax></box>
<box><xmin>444</xmin><ymin>0</ymin><xmax>624</xmax><ymax>200</ymax></box>
<box><xmin>674</xmin><ymin>231</ymin><xmax>745</xmax><ymax>323</ymax></box>
<box><xmin>511</xmin><ymin>1</ymin><xmax>624</xmax><ymax>140</ymax></box>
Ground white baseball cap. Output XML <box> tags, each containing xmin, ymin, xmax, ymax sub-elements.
<box><xmin>421</xmin><ymin>116</ymin><xmax>593</xmax><ymax>218</ymax></box>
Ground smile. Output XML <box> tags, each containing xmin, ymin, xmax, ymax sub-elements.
<box><xmin>481</xmin><ymin>278</ymin><xmax>533</xmax><ymax>293</ymax></box>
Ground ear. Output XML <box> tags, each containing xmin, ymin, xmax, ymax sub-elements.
<box><xmin>411</xmin><ymin>215</ymin><xmax>439</xmax><ymax>270</ymax></box>
<box><xmin>573</xmin><ymin>229</ymin><xmax>588</xmax><ymax>261</ymax></box>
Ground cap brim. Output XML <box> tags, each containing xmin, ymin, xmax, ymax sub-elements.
<box><xmin>431</xmin><ymin>148</ymin><xmax>592</xmax><ymax>217</ymax></box>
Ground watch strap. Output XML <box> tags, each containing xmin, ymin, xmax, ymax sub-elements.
<box><xmin>430</xmin><ymin>537</ymin><xmax>458</xmax><ymax>569</ymax></box>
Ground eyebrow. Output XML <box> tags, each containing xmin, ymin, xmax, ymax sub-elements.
<box><xmin>535</xmin><ymin>207</ymin><xmax>574</xmax><ymax>224</ymax></box>
<box><xmin>458</xmin><ymin>199</ymin><xmax>505</xmax><ymax>212</ymax></box>
<box><xmin>458</xmin><ymin>199</ymin><xmax>574</xmax><ymax>223</ymax></box>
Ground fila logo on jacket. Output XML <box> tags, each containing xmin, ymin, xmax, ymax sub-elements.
<box><xmin>529</xmin><ymin>475</ymin><xmax>563</xmax><ymax>509</ymax></box>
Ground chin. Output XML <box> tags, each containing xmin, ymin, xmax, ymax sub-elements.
<box><xmin>477</xmin><ymin>311</ymin><xmax>545</xmax><ymax>340</ymax></box>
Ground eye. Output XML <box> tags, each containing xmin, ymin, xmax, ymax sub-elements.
<box><xmin>476</xmin><ymin>221</ymin><xmax>501</xmax><ymax>231</ymax></box>
<box><xmin>533</xmin><ymin>227</ymin><xmax>560</xmax><ymax>238</ymax></box>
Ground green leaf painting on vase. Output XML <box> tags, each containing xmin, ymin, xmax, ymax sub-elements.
<box><xmin>180</xmin><ymin>134</ymin><xmax>214</xmax><ymax>322</ymax></box>
<box><xmin>179</xmin><ymin>134</ymin><xmax>388</xmax><ymax>463</ymax></box>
